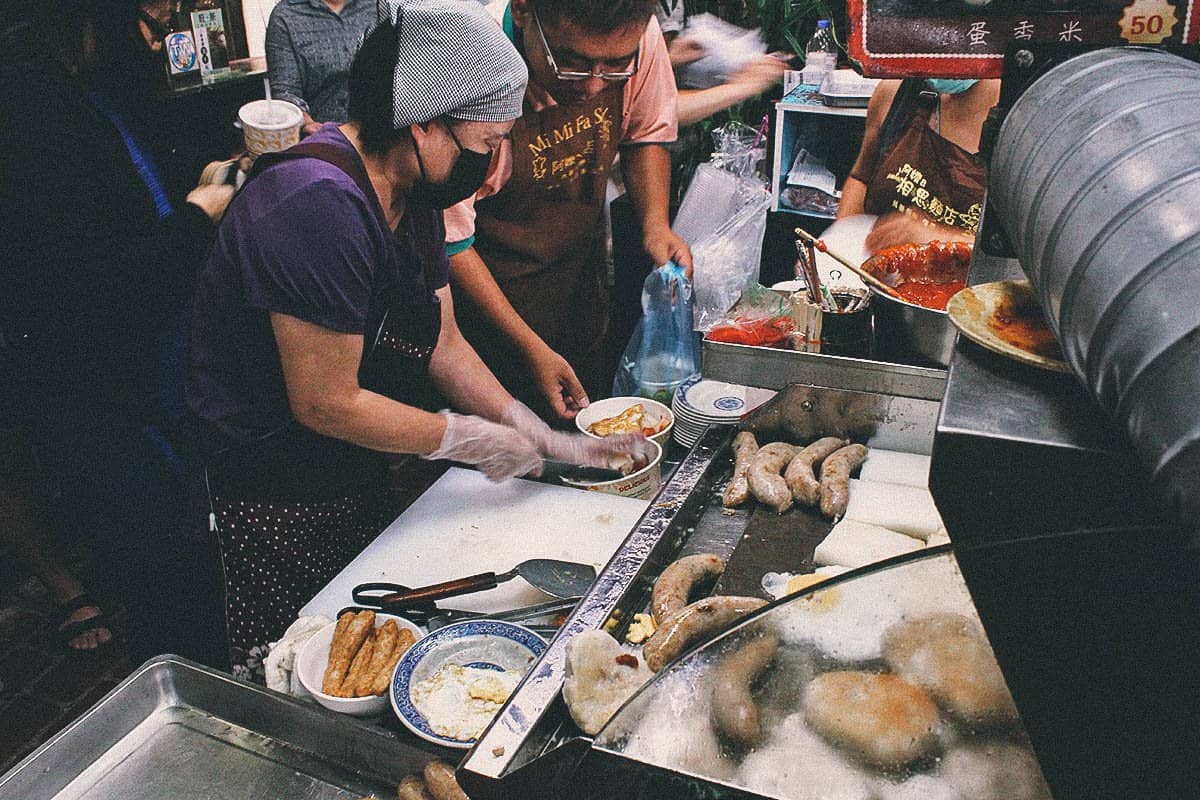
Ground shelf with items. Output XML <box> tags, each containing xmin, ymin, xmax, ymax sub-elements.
<box><xmin>771</xmin><ymin>82</ymin><xmax>868</xmax><ymax>226</ymax></box>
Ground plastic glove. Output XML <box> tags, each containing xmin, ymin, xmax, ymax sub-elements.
<box><xmin>501</xmin><ymin>401</ymin><xmax>656</xmax><ymax>472</ymax></box>
<box><xmin>423</xmin><ymin>411</ymin><xmax>543</xmax><ymax>481</ymax></box>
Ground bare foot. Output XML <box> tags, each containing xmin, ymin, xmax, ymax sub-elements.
<box><xmin>58</xmin><ymin>600</ymin><xmax>113</xmax><ymax>651</ymax></box>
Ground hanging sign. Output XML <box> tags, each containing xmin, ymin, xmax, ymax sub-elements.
<box><xmin>848</xmin><ymin>0</ymin><xmax>1200</xmax><ymax>77</ymax></box>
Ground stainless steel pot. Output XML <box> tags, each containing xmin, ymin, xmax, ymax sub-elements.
<box><xmin>870</xmin><ymin>288</ymin><xmax>957</xmax><ymax>367</ymax></box>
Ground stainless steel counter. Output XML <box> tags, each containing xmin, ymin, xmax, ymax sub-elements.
<box><xmin>930</xmin><ymin>249</ymin><xmax>1164</xmax><ymax>540</ymax></box>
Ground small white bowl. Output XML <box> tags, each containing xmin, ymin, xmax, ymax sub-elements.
<box><xmin>576</xmin><ymin>396</ymin><xmax>674</xmax><ymax>447</ymax></box>
<box><xmin>296</xmin><ymin>614</ymin><xmax>424</xmax><ymax>717</ymax></box>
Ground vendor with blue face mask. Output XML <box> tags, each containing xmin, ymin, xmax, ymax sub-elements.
<box><xmin>837</xmin><ymin>77</ymin><xmax>1001</xmax><ymax>254</ymax></box>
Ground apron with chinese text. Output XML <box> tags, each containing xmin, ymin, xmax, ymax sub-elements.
<box><xmin>464</xmin><ymin>84</ymin><xmax>624</xmax><ymax>409</ymax></box>
<box><xmin>862</xmin><ymin>98</ymin><xmax>986</xmax><ymax>235</ymax></box>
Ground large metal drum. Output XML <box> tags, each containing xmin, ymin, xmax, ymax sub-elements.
<box><xmin>989</xmin><ymin>47</ymin><xmax>1200</xmax><ymax>519</ymax></box>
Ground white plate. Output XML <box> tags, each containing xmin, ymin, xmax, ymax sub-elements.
<box><xmin>391</xmin><ymin>621</ymin><xmax>546</xmax><ymax>749</ymax></box>
<box><xmin>676</xmin><ymin>378</ymin><xmax>755</xmax><ymax>420</ymax></box>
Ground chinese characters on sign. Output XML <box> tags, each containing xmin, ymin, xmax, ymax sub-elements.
<box><xmin>848</xmin><ymin>0</ymin><xmax>1198</xmax><ymax>76</ymax></box>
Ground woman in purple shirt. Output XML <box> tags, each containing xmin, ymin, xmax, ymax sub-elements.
<box><xmin>188</xmin><ymin>0</ymin><xmax>650</xmax><ymax>679</ymax></box>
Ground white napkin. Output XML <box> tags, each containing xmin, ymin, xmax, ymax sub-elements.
<box><xmin>264</xmin><ymin>615</ymin><xmax>332</xmax><ymax>695</ymax></box>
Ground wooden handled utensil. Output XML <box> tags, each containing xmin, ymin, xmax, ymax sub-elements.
<box><xmin>793</xmin><ymin>227</ymin><xmax>905</xmax><ymax>300</ymax></box>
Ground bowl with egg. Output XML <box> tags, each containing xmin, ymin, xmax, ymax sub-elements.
<box><xmin>391</xmin><ymin>620</ymin><xmax>547</xmax><ymax>748</ymax></box>
<box><xmin>575</xmin><ymin>396</ymin><xmax>674</xmax><ymax>447</ymax></box>
<box><xmin>296</xmin><ymin>610</ymin><xmax>423</xmax><ymax>717</ymax></box>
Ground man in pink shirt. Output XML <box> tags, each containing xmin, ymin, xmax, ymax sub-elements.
<box><xmin>444</xmin><ymin>0</ymin><xmax>690</xmax><ymax>421</ymax></box>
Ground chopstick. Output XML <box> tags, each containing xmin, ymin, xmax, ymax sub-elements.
<box><xmin>795</xmin><ymin>239</ymin><xmax>833</xmax><ymax>312</ymax></box>
<box><xmin>793</xmin><ymin>227</ymin><xmax>905</xmax><ymax>300</ymax></box>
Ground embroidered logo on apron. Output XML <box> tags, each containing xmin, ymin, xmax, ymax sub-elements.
<box><xmin>527</xmin><ymin>104</ymin><xmax>615</xmax><ymax>186</ymax></box>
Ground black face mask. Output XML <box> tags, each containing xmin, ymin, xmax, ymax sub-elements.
<box><xmin>410</xmin><ymin>122</ymin><xmax>492</xmax><ymax>209</ymax></box>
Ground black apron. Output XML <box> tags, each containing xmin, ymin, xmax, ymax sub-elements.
<box><xmin>207</xmin><ymin>141</ymin><xmax>443</xmax><ymax>680</ymax></box>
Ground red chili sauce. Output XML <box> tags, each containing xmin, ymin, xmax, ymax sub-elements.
<box><xmin>895</xmin><ymin>281</ymin><xmax>966</xmax><ymax>310</ymax></box>
<box><xmin>863</xmin><ymin>241</ymin><xmax>973</xmax><ymax>312</ymax></box>
<box><xmin>989</xmin><ymin>294</ymin><xmax>1064</xmax><ymax>359</ymax></box>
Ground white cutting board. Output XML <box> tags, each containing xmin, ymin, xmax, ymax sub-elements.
<box><xmin>301</xmin><ymin>468</ymin><xmax>649</xmax><ymax>618</ymax></box>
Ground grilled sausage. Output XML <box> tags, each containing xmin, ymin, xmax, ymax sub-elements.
<box><xmin>784</xmin><ymin>437</ymin><xmax>848</xmax><ymax>506</ymax></box>
<box><xmin>819</xmin><ymin>444</ymin><xmax>869</xmax><ymax>519</ymax></box>
<box><xmin>651</xmin><ymin>553</ymin><xmax>726</xmax><ymax>625</ymax></box>
<box><xmin>747</xmin><ymin>442</ymin><xmax>801</xmax><ymax>514</ymax></box>
<box><xmin>422</xmin><ymin>761</ymin><xmax>469</xmax><ymax>800</ymax></box>
<box><xmin>721</xmin><ymin>432</ymin><xmax>759</xmax><ymax>508</ymax></box>
<box><xmin>711</xmin><ymin>633</ymin><xmax>779</xmax><ymax>748</ymax></box>
<box><xmin>644</xmin><ymin>596</ymin><xmax>768</xmax><ymax>672</ymax></box>
<box><xmin>398</xmin><ymin>775</ymin><xmax>435</xmax><ymax>800</ymax></box>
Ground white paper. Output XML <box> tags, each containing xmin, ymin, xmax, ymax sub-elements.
<box><xmin>786</xmin><ymin>147</ymin><xmax>838</xmax><ymax>196</ymax></box>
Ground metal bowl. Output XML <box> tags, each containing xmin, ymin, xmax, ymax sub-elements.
<box><xmin>861</xmin><ymin>243</ymin><xmax>972</xmax><ymax>367</ymax></box>
<box><xmin>869</xmin><ymin>289</ymin><xmax>956</xmax><ymax>367</ymax></box>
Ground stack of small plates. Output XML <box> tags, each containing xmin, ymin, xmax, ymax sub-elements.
<box><xmin>670</xmin><ymin>375</ymin><xmax>776</xmax><ymax>448</ymax></box>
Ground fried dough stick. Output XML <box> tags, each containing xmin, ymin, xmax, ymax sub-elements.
<box><xmin>355</xmin><ymin>619</ymin><xmax>399</xmax><ymax>697</ymax></box>
<box><xmin>323</xmin><ymin>609</ymin><xmax>375</xmax><ymax>695</ymax></box>
<box><xmin>339</xmin><ymin>632</ymin><xmax>376</xmax><ymax>697</ymax></box>
<box><xmin>371</xmin><ymin>628</ymin><xmax>417</xmax><ymax>696</ymax></box>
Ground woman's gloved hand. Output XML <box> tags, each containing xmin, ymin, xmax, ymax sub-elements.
<box><xmin>422</xmin><ymin>411</ymin><xmax>543</xmax><ymax>481</ymax></box>
<box><xmin>501</xmin><ymin>401</ymin><xmax>656</xmax><ymax>472</ymax></box>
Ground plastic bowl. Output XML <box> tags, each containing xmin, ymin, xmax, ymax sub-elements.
<box><xmin>295</xmin><ymin>614</ymin><xmax>424</xmax><ymax>717</ymax></box>
<box><xmin>575</xmin><ymin>396</ymin><xmax>674</xmax><ymax>448</ymax></box>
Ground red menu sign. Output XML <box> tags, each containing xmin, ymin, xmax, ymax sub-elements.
<box><xmin>849</xmin><ymin>0</ymin><xmax>1200</xmax><ymax>76</ymax></box>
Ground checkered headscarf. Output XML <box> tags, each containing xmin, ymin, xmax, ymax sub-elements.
<box><xmin>378</xmin><ymin>0</ymin><xmax>529</xmax><ymax>127</ymax></box>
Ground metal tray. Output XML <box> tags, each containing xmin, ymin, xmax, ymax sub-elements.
<box><xmin>0</xmin><ymin>656</ymin><xmax>448</xmax><ymax>800</ymax></box>
<box><xmin>458</xmin><ymin>384</ymin><xmax>942</xmax><ymax>799</ymax></box>
<box><xmin>702</xmin><ymin>340</ymin><xmax>946</xmax><ymax>401</ymax></box>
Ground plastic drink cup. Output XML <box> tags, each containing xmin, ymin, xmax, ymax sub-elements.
<box><xmin>238</xmin><ymin>99</ymin><xmax>303</xmax><ymax>156</ymax></box>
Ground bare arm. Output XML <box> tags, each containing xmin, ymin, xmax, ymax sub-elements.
<box><xmin>837</xmin><ymin>79</ymin><xmax>901</xmax><ymax>219</ymax></box>
<box><xmin>448</xmin><ymin>249</ymin><xmax>588</xmax><ymax>418</ymax></box>
<box><xmin>621</xmin><ymin>143</ymin><xmax>692</xmax><ymax>271</ymax></box>
<box><xmin>676</xmin><ymin>56</ymin><xmax>788</xmax><ymax>127</ymax></box>
<box><xmin>271</xmin><ymin>312</ymin><xmax>447</xmax><ymax>455</ymax></box>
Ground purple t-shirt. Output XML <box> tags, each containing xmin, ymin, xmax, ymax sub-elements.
<box><xmin>188</xmin><ymin>124</ymin><xmax>449</xmax><ymax>446</ymax></box>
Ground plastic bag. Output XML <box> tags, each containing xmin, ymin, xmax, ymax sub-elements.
<box><xmin>710</xmin><ymin>121</ymin><xmax>765</xmax><ymax>178</ymax></box>
<box><xmin>705</xmin><ymin>285</ymin><xmax>796</xmax><ymax>347</ymax></box>
<box><xmin>613</xmin><ymin>262</ymin><xmax>701</xmax><ymax>404</ymax></box>
<box><xmin>673</xmin><ymin>162</ymin><xmax>768</xmax><ymax>245</ymax></box>
<box><xmin>677</xmin><ymin>13</ymin><xmax>767</xmax><ymax>90</ymax></box>
<box><xmin>690</xmin><ymin>187</ymin><xmax>773</xmax><ymax>331</ymax></box>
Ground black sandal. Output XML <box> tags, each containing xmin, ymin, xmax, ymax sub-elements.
<box><xmin>53</xmin><ymin>593</ymin><xmax>114</xmax><ymax>653</ymax></box>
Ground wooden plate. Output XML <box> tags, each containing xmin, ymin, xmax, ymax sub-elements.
<box><xmin>947</xmin><ymin>280</ymin><xmax>1071</xmax><ymax>373</ymax></box>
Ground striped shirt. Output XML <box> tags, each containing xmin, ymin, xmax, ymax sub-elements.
<box><xmin>265</xmin><ymin>0</ymin><xmax>374</xmax><ymax>123</ymax></box>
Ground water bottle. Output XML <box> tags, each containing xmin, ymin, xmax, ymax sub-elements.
<box><xmin>804</xmin><ymin>20</ymin><xmax>837</xmax><ymax>84</ymax></box>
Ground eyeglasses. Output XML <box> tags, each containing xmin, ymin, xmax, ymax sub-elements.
<box><xmin>531</xmin><ymin>10</ymin><xmax>640</xmax><ymax>82</ymax></box>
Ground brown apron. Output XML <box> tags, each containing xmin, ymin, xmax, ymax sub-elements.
<box><xmin>463</xmin><ymin>84</ymin><xmax>625</xmax><ymax>406</ymax></box>
<box><xmin>862</xmin><ymin>100</ymin><xmax>986</xmax><ymax>235</ymax></box>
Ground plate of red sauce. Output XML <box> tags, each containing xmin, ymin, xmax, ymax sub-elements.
<box><xmin>946</xmin><ymin>280</ymin><xmax>1071</xmax><ymax>373</ymax></box>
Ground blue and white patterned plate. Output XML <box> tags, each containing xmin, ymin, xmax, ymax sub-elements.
<box><xmin>390</xmin><ymin>620</ymin><xmax>546</xmax><ymax>749</ymax></box>
<box><xmin>675</xmin><ymin>377</ymin><xmax>752</xmax><ymax>421</ymax></box>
